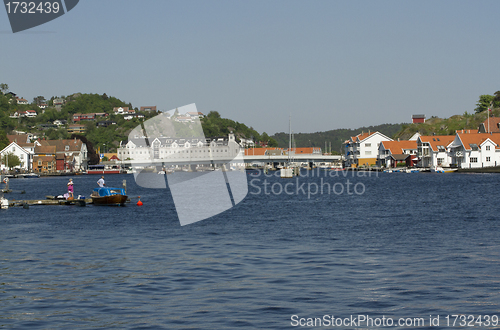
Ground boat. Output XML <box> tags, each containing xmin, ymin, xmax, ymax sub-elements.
<box><xmin>18</xmin><ymin>173</ymin><xmax>39</xmax><ymax>178</ymax></box>
<box><xmin>90</xmin><ymin>187</ymin><xmax>128</xmax><ymax>206</ymax></box>
<box><xmin>87</xmin><ymin>164</ymin><xmax>123</xmax><ymax>174</ymax></box>
<box><xmin>431</xmin><ymin>166</ymin><xmax>457</xmax><ymax>173</ymax></box>
<box><xmin>281</xmin><ymin>115</ymin><xmax>299</xmax><ymax>178</ymax></box>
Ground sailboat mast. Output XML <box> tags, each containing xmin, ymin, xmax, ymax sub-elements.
<box><xmin>288</xmin><ymin>115</ymin><xmax>292</xmax><ymax>163</ymax></box>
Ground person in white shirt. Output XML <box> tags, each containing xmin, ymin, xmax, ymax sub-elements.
<box><xmin>97</xmin><ymin>176</ymin><xmax>105</xmax><ymax>187</ymax></box>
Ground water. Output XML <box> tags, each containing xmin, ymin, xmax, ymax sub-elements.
<box><xmin>1</xmin><ymin>171</ymin><xmax>500</xmax><ymax>329</ymax></box>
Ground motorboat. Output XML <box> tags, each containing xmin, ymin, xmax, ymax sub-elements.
<box><xmin>91</xmin><ymin>187</ymin><xmax>128</xmax><ymax>206</ymax></box>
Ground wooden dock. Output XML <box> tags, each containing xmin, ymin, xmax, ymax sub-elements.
<box><xmin>9</xmin><ymin>198</ymin><xmax>92</xmax><ymax>207</ymax></box>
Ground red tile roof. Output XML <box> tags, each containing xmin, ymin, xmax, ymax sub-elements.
<box><xmin>418</xmin><ymin>135</ymin><xmax>455</xmax><ymax>151</ymax></box>
<box><xmin>380</xmin><ymin>140</ymin><xmax>417</xmax><ymax>154</ymax></box>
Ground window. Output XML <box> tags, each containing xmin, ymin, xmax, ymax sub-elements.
<box><xmin>65</xmin><ymin>146</ymin><xmax>69</xmax><ymax>151</ymax></box>
<box><xmin>365</xmin><ymin>151</ymin><xmax>372</xmax><ymax>155</ymax></box>
<box><xmin>20</xmin><ymin>154</ymin><xmax>23</xmax><ymax>159</ymax></box>
<box><xmin>365</xmin><ymin>143</ymin><xmax>371</xmax><ymax>147</ymax></box>
<box><xmin>486</xmin><ymin>157</ymin><xmax>491</xmax><ymax>162</ymax></box>
<box><xmin>38</xmin><ymin>160</ymin><xmax>42</xmax><ymax>166</ymax></box>
<box><xmin>470</xmin><ymin>144</ymin><xmax>478</xmax><ymax>151</ymax></box>
<box><xmin>486</xmin><ymin>146</ymin><xmax>491</xmax><ymax>151</ymax></box>
<box><xmin>437</xmin><ymin>158</ymin><xmax>444</xmax><ymax>164</ymax></box>
<box><xmin>470</xmin><ymin>157</ymin><xmax>478</xmax><ymax>163</ymax></box>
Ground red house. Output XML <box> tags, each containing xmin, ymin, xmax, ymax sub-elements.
<box><xmin>412</xmin><ymin>114</ymin><xmax>426</xmax><ymax>124</ymax></box>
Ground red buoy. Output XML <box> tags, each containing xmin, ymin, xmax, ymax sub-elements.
<box><xmin>137</xmin><ymin>196</ymin><xmax>143</xmax><ymax>206</ymax></box>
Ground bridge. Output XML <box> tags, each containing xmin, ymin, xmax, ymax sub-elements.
<box><xmin>120</xmin><ymin>154</ymin><xmax>343</xmax><ymax>168</ymax></box>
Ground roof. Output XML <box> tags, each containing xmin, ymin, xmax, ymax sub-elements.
<box><xmin>35</xmin><ymin>145</ymin><xmax>56</xmax><ymax>154</ymax></box>
<box><xmin>417</xmin><ymin>135</ymin><xmax>455</xmax><ymax>151</ymax></box>
<box><xmin>479</xmin><ymin>117</ymin><xmax>500</xmax><ymax>133</ymax></box>
<box><xmin>380</xmin><ymin>140</ymin><xmax>417</xmax><ymax>154</ymax></box>
<box><xmin>7</xmin><ymin>134</ymin><xmax>30</xmax><ymax>144</ymax></box>
<box><xmin>412</xmin><ymin>114</ymin><xmax>426</xmax><ymax>119</ymax></box>
<box><xmin>44</xmin><ymin>139</ymin><xmax>84</xmax><ymax>153</ymax></box>
<box><xmin>391</xmin><ymin>154</ymin><xmax>411</xmax><ymax>161</ymax></box>
<box><xmin>455</xmin><ymin>132</ymin><xmax>500</xmax><ymax>150</ymax></box>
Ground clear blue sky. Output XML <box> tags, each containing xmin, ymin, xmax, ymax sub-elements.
<box><xmin>1</xmin><ymin>0</ymin><xmax>499</xmax><ymax>134</ymax></box>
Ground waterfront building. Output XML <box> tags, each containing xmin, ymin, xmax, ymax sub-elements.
<box><xmin>378</xmin><ymin>140</ymin><xmax>418</xmax><ymax>168</ymax></box>
<box><xmin>344</xmin><ymin>131</ymin><xmax>393</xmax><ymax>168</ymax></box>
<box><xmin>416</xmin><ymin>135</ymin><xmax>455</xmax><ymax>168</ymax></box>
<box><xmin>448</xmin><ymin>132</ymin><xmax>500</xmax><ymax>168</ymax></box>
<box><xmin>118</xmin><ymin>132</ymin><xmax>242</xmax><ymax>166</ymax></box>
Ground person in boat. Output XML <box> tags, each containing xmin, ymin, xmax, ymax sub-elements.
<box><xmin>67</xmin><ymin>178</ymin><xmax>74</xmax><ymax>199</ymax></box>
<box><xmin>97</xmin><ymin>176</ymin><xmax>105</xmax><ymax>187</ymax></box>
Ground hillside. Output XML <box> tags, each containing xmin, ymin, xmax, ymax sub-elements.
<box><xmin>393</xmin><ymin>108</ymin><xmax>500</xmax><ymax>140</ymax></box>
<box><xmin>272</xmin><ymin>123</ymin><xmax>404</xmax><ymax>154</ymax></box>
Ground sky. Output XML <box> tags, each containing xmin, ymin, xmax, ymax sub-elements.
<box><xmin>1</xmin><ymin>0</ymin><xmax>500</xmax><ymax>135</ymax></box>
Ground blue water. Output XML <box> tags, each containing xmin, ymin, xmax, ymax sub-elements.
<box><xmin>1</xmin><ymin>171</ymin><xmax>500</xmax><ymax>329</ymax></box>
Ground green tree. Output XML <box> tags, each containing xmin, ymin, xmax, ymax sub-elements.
<box><xmin>0</xmin><ymin>83</ymin><xmax>8</xmax><ymax>94</ymax></box>
<box><xmin>33</xmin><ymin>96</ymin><xmax>46</xmax><ymax>106</ymax></box>
<box><xmin>475</xmin><ymin>94</ymin><xmax>494</xmax><ymax>113</ymax></box>
<box><xmin>0</xmin><ymin>130</ymin><xmax>9</xmax><ymax>150</ymax></box>
<box><xmin>2</xmin><ymin>152</ymin><xmax>21</xmax><ymax>169</ymax></box>
<box><xmin>493</xmin><ymin>91</ymin><xmax>500</xmax><ymax>108</ymax></box>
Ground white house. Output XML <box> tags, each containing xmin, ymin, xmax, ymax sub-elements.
<box><xmin>448</xmin><ymin>132</ymin><xmax>500</xmax><ymax>168</ymax></box>
<box><xmin>113</xmin><ymin>107</ymin><xmax>135</xmax><ymax>115</ymax></box>
<box><xmin>344</xmin><ymin>131</ymin><xmax>393</xmax><ymax>167</ymax></box>
<box><xmin>417</xmin><ymin>135</ymin><xmax>456</xmax><ymax>168</ymax></box>
<box><xmin>0</xmin><ymin>142</ymin><xmax>31</xmax><ymax>171</ymax></box>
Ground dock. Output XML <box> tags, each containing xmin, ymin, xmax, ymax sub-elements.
<box><xmin>8</xmin><ymin>198</ymin><xmax>92</xmax><ymax>207</ymax></box>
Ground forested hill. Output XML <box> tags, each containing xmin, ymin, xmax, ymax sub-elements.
<box><xmin>272</xmin><ymin>123</ymin><xmax>404</xmax><ymax>154</ymax></box>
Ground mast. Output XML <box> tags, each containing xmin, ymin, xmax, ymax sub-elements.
<box><xmin>288</xmin><ymin>115</ymin><xmax>291</xmax><ymax>164</ymax></box>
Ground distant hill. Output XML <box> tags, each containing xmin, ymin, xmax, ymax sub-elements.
<box><xmin>272</xmin><ymin>123</ymin><xmax>404</xmax><ymax>154</ymax></box>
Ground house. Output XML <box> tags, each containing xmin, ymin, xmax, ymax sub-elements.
<box><xmin>73</xmin><ymin>113</ymin><xmax>108</xmax><ymax>122</ymax></box>
<box><xmin>5</xmin><ymin>134</ymin><xmax>41</xmax><ymax>170</ymax></box>
<box><xmin>186</xmin><ymin>112</ymin><xmax>204</xmax><ymax>119</ymax></box>
<box><xmin>417</xmin><ymin>135</ymin><xmax>455</xmax><ymax>168</ymax></box>
<box><xmin>73</xmin><ymin>113</ymin><xmax>96</xmax><ymax>122</ymax></box>
<box><xmin>478</xmin><ymin>117</ymin><xmax>500</xmax><ymax>133</ymax></box>
<box><xmin>96</xmin><ymin>120</ymin><xmax>117</xmax><ymax>128</ymax></box>
<box><xmin>38</xmin><ymin>103</ymin><xmax>47</xmax><ymax>109</ymax></box>
<box><xmin>33</xmin><ymin>145</ymin><xmax>57</xmax><ymax>174</ymax></box>
<box><xmin>448</xmin><ymin>132</ymin><xmax>500</xmax><ymax>168</ymax></box>
<box><xmin>25</xmin><ymin>110</ymin><xmax>37</xmax><ymax>117</ymax></box>
<box><xmin>41</xmin><ymin>138</ymin><xmax>88</xmax><ymax>172</ymax></box>
<box><xmin>53</xmin><ymin>98</ymin><xmax>65</xmax><ymax>106</ymax></box>
<box><xmin>412</xmin><ymin>114</ymin><xmax>426</xmax><ymax>124</ymax></box>
<box><xmin>140</xmin><ymin>106</ymin><xmax>157</xmax><ymax>112</ymax></box>
<box><xmin>0</xmin><ymin>142</ymin><xmax>31</xmax><ymax>171</ymax></box>
<box><xmin>124</xmin><ymin>114</ymin><xmax>144</xmax><ymax>121</ymax></box>
<box><xmin>378</xmin><ymin>140</ymin><xmax>418</xmax><ymax>168</ymax></box>
<box><xmin>344</xmin><ymin>131</ymin><xmax>393</xmax><ymax>167</ymax></box>
<box><xmin>16</xmin><ymin>97</ymin><xmax>28</xmax><ymax>105</ymax></box>
<box><xmin>53</xmin><ymin>119</ymin><xmax>67</xmax><ymax>126</ymax></box>
<box><xmin>11</xmin><ymin>110</ymin><xmax>27</xmax><ymax>118</ymax></box>
<box><xmin>67</xmin><ymin>124</ymin><xmax>86</xmax><ymax>134</ymax></box>
<box><xmin>113</xmin><ymin>107</ymin><xmax>135</xmax><ymax>115</ymax></box>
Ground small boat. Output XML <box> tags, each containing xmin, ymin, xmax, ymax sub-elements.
<box><xmin>91</xmin><ymin>187</ymin><xmax>128</xmax><ymax>206</ymax></box>
<box><xmin>431</xmin><ymin>166</ymin><xmax>457</xmax><ymax>173</ymax></box>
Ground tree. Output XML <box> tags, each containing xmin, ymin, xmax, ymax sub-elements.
<box><xmin>475</xmin><ymin>94</ymin><xmax>494</xmax><ymax>113</ymax></box>
<box><xmin>493</xmin><ymin>91</ymin><xmax>500</xmax><ymax>108</ymax></box>
<box><xmin>2</xmin><ymin>152</ymin><xmax>21</xmax><ymax>169</ymax></box>
<box><xmin>0</xmin><ymin>83</ymin><xmax>8</xmax><ymax>94</ymax></box>
<box><xmin>33</xmin><ymin>96</ymin><xmax>46</xmax><ymax>106</ymax></box>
